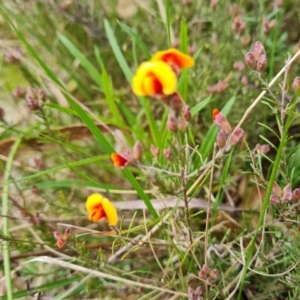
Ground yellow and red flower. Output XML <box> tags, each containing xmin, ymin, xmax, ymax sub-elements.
<box><xmin>86</xmin><ymin>193</ymin><xmax>118</xmax><ymax>226</ymax></box>
<box><xmin>132</xmin><ymin>61</ymin><xmax>177</xmax><ymax>96</ymax></box>
<box><xmin>151</xmin><ymin>48</ymin><xmax>194</xmax><ymax>69</ymax></box>
<box><xmin>111</xmin><ymin>153</ymin><xmax>129</xmax><ymax>167</ymax></box>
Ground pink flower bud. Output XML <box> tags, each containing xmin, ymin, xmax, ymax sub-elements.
<box><xmin>167</xmin><ymin>115</ymin><xmax>178</xmax><ymax>132</ymax></box>
<box><xmin>201</xmin><ymin>264</ymin><xmax>210</xmax><ymax>274</ymax></box>
<box><xmin>241</xmin><ymin>75</ymin><xmax>249</xmax><ymax>86</ymax></box>
<box><xmin>292</xmin><ymin>188</ymin><xmax>300</xmax><ymax>201</ymax></box>
<box><xmin>133</xmin><ymin>141</ymin><xmax>143</xmax><ymax>161</ymax></box>
<box><xmin>198</xmin><ymin>270</ymin><xmax>206</xmax><ymax>279</ymax></box>
<box><xmin>272</xmin><ymin>182</ymin><xmax>282</xmax><ymax>197</ymax></box>
<box><xmin>252</xmin><ymin>41</ymin><xmax>266</xmax><ymax>61</ymax></box>
<box><xmin>256</xmin><ymin>57</ymin><xmax>267</xmax><ymax>72</ymax></box>
<box><xmin>233</xmin><ymin>61</ymin><xmax>245</xmax><ymax>71</ymax></box>
<box><xmin>210</xmin><ymin>269</ymin><xmax>219</xmax><ymax>279</ymax></box>
<box><xmin>188</xmin><ymin>44</ymin><xmax>197</xmax><ymax>55</ymax></box>
<box><xmin>206</xmin><ymin>277</ymin><xmax>213</xmax><ymax>284</ymax></box>
<box><xmin>245</xmin><ymin>52</ymin><xmax>256</xmax><ymax>69</ymax></box>
<box><xmin>229</xmin><ymin>128</ymin><xmax>244</xmax><ymax>146</ymax></box>
<box><xmin>163</xmin><ymin>148</ymin><xmax>172</xmax><ymax>160</ymax></box>
<box><xmin>255</xmin><ymin>144</ymin><xmax>270</xmax><ymax>154</ymax></box>
<box><xmin>216</xmin><ymin>129</ymin><xmax>227</xmax><ymax>148</ymax></box>
<box><xmin>150</xmin><ymin>145</ymin><xmax>160</xmax><ymax>157</ymax></box>
<box><xmin>283</xmin><ymin>183</ymin><xmax>293</xmax><ymax>202</ymax></box>
<box><xmin>270</xmin><ymin>194</ymin><xmax>280</xmax><ymax>204</ymax></box>
<box><xmin>292</xmin><ymin>77</ymin><xmax>300</xmax><ymax>94</ymax></box>
<box><xmin>12</xmin><ymin>86</ymin><xmax>26</xmax><ymax>98</ymax></box>
<box><xmin>169</xmin><ymin>93</ymin><xmax>184</xmax><ymax>116</ymax></box>
<box><xmin>183</xmin><ymin>105</ymin><xmax>191</xmax><ymax>122</ymax></box>
<box><xmin>213</xmin><ymin>109</ymin><xmax>232</xmax><ymax>134</ymax></box>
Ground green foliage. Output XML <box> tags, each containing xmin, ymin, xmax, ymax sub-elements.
<box><xmin>0</xmin><ymin>1</ymin><xmax>300</xmax><ymax>299</ymax></box>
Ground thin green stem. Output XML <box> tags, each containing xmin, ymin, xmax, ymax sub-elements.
<box><xmin>2</xmin><ymin>138</ymin><xmax>22</xmax><ymax>300</ymax></box>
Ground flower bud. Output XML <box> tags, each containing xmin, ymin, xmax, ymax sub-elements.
<box><xmin>37</xmin><ymin>89</ymin><xmax>46</xmax><ymax>101</ymax></box>
<box><xmin>255</xmin><ymin>144</ymin><xmax>270</xmax><ymax>154</ymax></box>
<box><xmin>233</xmin><ymin>61</ymin><xmax>245</xmax><ymax>71</ymax></box>
<box><xmin>213</xmin><ymin>109</ymin><xmax>232</xmax><ymax>134</ymax></box>
<box><xmin>272</xmin><ymin>182</ymin><xmax>282</xmax><ymax>197</ymax></box>
<box><xmin>216</xmin><ymin>129</ymin><xmax>227</xmax><ymax>148</ymax></box>
<box><xmin>12</xmin><ymin>86</ymin><xmax>26</xmax><ymax>98</ymax></box>
<box><xmin>292</xmin><ymin>77</ymin><xmax>300</xmax><ymax>94</ymax></box>
<box><xmin>163</xmin><ymin>148</ymin><xmax>172</xmax><ymax>160</ymax></box>
<box><xmin>201</xmin><ymin>264</ymin><xmax>210</xmax><ymax>274</ymax></box>
<box><xmin>133</xmin><ymin>141</ymin><xmax>143</xmax><ymax>161</ymax></box>
<box><xmin>256</xmin><ymin>57</ymin><xmax>267</xmax><ymax>72</ymax></box>
<box><xmin>283</xmin><ymin>183</ymin><xmax>293</xmax><ymax>202</ymax></box>
<box><xmin>182</xmin><ymin>105</ymin><xmax>191</xmax><ymax>122</ymax></box>
<box><xmin>292</xmin><ymin>188</ymin><xmax>300</xmax><ymax>201</ymax></box>
<box><xmin>188</xmin><ymin>44</ymin><xmax>197</xmax><ymax>55</ymax></box>
<box><xmin>210</xmin><ymin>269</ymin><xmax>219</xmax><ymax>279</ymax></box>
<box><xmin>229</xmin><ymin>128</ymin><xmax>244</xmax><ymax>146</ymax></box>
<box><xmin>252</xmin><ymin>41</ymin><xmax>266</xmax><ymax>61</ymax></box>
<box><xmin>270</xmin><ymin>194</ymin><xmax>280</xmax><ymax>204</ymax></box>
<box><xmin>245</xmin><ymin>52</ymin><xmax>256</xmax><ymax>69</ymax></box>
<box><xmin>241</xmin><ymin>75</ymin><xmax>248</xmax><ymax>86</ymax></box>
<box><xmin>150</xmin><ymin>145</ymin><xmax>160</xmax><ymax>157</ymax></box>
<box><xmin>167</xmin><ymin>115</ymin><xmax>178</xmax><ymax>132</ymax></box>
<box><xmin>169</xmin><ymin>93</ymin><xmax>184</xmax><ymax>116</ymax></box>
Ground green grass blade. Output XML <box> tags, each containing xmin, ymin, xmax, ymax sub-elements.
<box><xmin>191</xmin><ymin>95</ymin><xmax>212</xmax><ymax>116</ymax></box>
<box><xmin>117</xmin><ymin>21</ymin><xmax>151</xmax><ymax>60</ymax></box>
<box><xmin>57</xmin><ymin>34</ymin><xmax>102</xmax><ymax>88</ymax></box>
<box><xmin>104</xmin><ymin>19</ymin><xmax>132</xmax><ymax>83</ymax></box>
<box><xmin>165</xmin><ymin>0</ymin><xmax>171</xmax><ymax>47</ymax></box>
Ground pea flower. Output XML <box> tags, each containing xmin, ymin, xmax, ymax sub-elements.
<box><xmin>213</xmin><ymin>109</ymin><xmax>232</xmax><ymax>134</ymax></box>
<box><xmin>53</xmin><ymin>227</ymin><xmax>72</xmax><ymax>248</ymax></box>
<box><xmin>86</xmin><ymin>193</ymin><xmax>118</xmax><ymax>226</ymax></box>
<box><xmin>151</xmin><ymin>48</ymin><xmax>194</xmax><ymax>70</ymax></box>
<box><xmin>132</xmin><ymin>61</ymin><xmax>177</xmax><ymax>96</ymax></box>
<box><xmin>111</xmin><ymin>153</ymin><xmax>129</xmax><ymax>167</ymax></box>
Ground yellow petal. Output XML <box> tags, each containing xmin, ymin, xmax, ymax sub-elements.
<box><xmin>132</xmin><ymin>61</ymin><xmax>177</xmax><ymax>96</ymax></box>
<box><xmin>86</xmin><ymin>193</ymin><xmax>103</xmax><ymax>213</ymax></box>
<box><xmin>101</xmin><ymin>197</ymin><xmax>119</xmax><ymax>226</ymax></box>
<box><xmin>151</xmin><ymin>48</ymin><xmax>195</xmax><ymax>69</ymax></box>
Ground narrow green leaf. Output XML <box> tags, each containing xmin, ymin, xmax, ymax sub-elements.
<box><xmin>57</xmin><ymin>34</ymin><xmax>102</xmax><ymax>88</ymax></box>
<box><xmin>117</xmin><ymin>21</ymin><xmax>151</xmax><ymax>60</ymax></box>
<box><xmin>191</xmin><ymin>95</ymin><xmax>212</xmax><ymax>116</ymax></box>
<box><xmin>104</xmin><ymin>19</ymin><xmax>132</xmax><ymax>83</ymax></box>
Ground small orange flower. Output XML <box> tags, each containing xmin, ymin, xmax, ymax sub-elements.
<box><xmin>86</xmin><ymin>193</ymin><xmax>118</xmax><ymax>226</ymax></box>
<box><xmin>132</xmin><ymin>61</ymin><xmax>177</xmax><ymax>96</ymax></box>
<box><xmin>151</xmin><ymin>48</ymin><xmax>194</xmax><ymax>69</ymax></box>
<box><xmin>53</xmin><ymin>228</ymin><xmax>71</xmax><ymax>248</ymax></box>
<box><xmin>111</xmin><ymin>153</ymin><xmax>128</xmax><ymax>167</ymax></box>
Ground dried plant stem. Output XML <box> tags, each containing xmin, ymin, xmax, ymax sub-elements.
<box><xmin>204</xmin><ymin>143</ymin><xmax>217</xmax><ymax>296</ymax></box>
